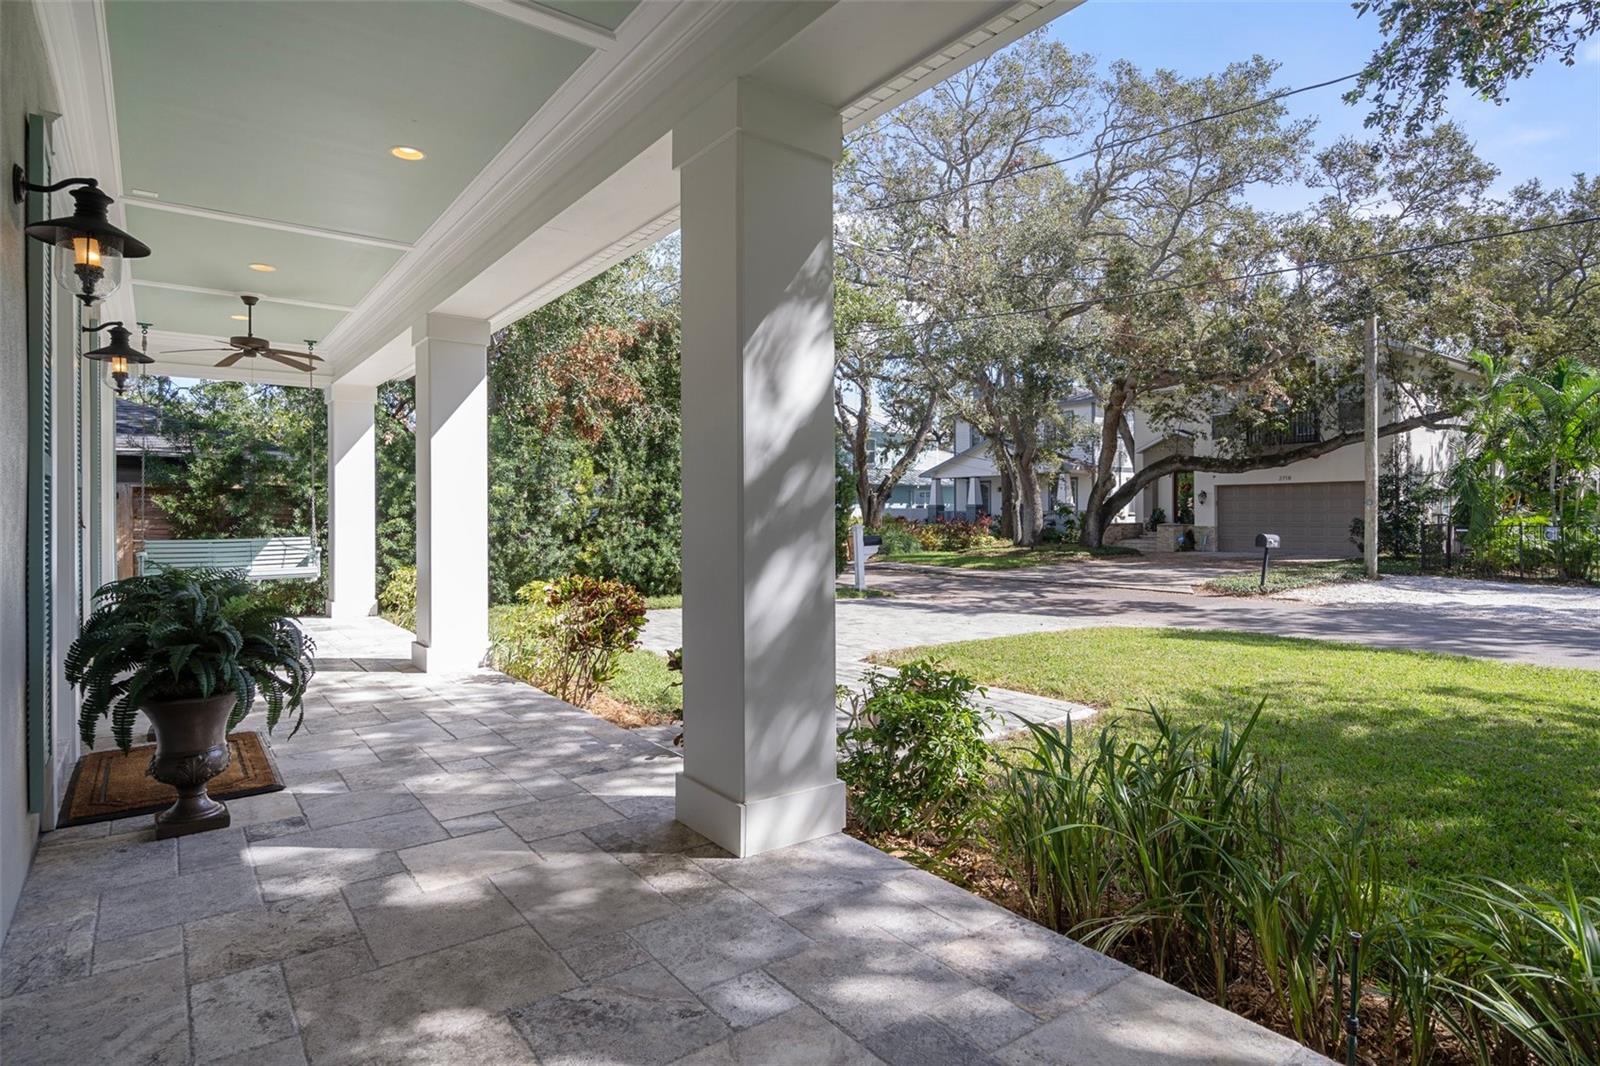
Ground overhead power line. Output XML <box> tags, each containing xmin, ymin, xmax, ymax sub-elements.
<box><xmin>861</xmin><ymin>72</ymin><xmax>1361</xmax><ymax>212</ymax></box>
<box><xmin>844</xmin><ymin>215</ymin><xmax>1600</xmax><ymax>338</ymax></box>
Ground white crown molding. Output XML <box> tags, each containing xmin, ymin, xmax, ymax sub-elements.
<box><xmin>133</xmin><ymin>279</ymin><xmax>356</xmax><ymax>314</ymax></box>
<box><xmin>461</xmin><ymin>0</ymin><xmax>617</xmax><ymax>51</ymax></box>
<box><xmin>321</xmin><ymin>0</ymin><xmax>829</xmax><ymax>374</ymax></box>
<box><xmin>122</xmin><ymin>195</ymin><xmax>415</xmax><ymax>252</ymax></box>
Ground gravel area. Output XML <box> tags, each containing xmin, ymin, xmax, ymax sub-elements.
<box><xmin>1279</xmin><ymin>574</ymin><xmax>1600</xmax><ymax>615</ymax></box>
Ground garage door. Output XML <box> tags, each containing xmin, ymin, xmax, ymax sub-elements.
<box><xmin>1216</xmin><ymin>482</ymin><xmax>1362</xmax><ymax>557</ymax></box>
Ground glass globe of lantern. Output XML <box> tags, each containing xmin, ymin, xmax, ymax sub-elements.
<box><xmin>22</xmin><ymin>182</ymin><xmax>150</xmax><ymax>305</ymax></box>
<box><xmin>83</xmin><ymin>323</ymin><xmax>153</xmax><ymax>396</ymax></box>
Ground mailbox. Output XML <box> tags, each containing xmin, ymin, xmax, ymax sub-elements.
<box><xmin>1254</xmin><ymin>532</ymin><xmax>1279</xmax><ymax>590</ymax></box>
<box><xmin>861</xmin><ymin>535</ymin><xmax>882</xmax><ymax>560</ymax></box>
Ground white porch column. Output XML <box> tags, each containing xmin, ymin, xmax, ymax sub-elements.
<box><xmin>673</xmin><ymin>79</ymin><xmax>844</xmax><ymax>856</ymax></box>
<box><xmin>410</xmin><ymin>314</ymin><xmax>489</xmax><ymax>672</ymax></box>
<box><xmin>326</xmin><ymin>383</ymin><xmax>377</xmax><ymax>621</ymax></box>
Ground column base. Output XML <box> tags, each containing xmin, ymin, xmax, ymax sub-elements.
<box><xmin>676</xmin><ymin>773</ymin><xmax>845</xmax><ymax>857</ymax></box>
<box><xmin>410</xmin><ymin>640</ymin><xmax>488</xmax><ymax>674</ymax></box>
<box><xmin>327</xmin><ymin>598</ymin><xmax>376</xmax><ymax>622</ymax></box>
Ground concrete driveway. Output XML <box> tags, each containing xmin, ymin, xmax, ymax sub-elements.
<box><xmin>855</xmin><ymin>566</ymin><xmax>1598</xmax><ymax>670</ymax></box>
<box><xmin>643</xmin><ymin>565</ymin><xmax>1598</xmax><ymax>671</ymax></box>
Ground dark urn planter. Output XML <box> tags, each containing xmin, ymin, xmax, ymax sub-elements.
<box><xmin>143</xmin><ymin>693</ymin><xmax>234</xmax><ymax>838</ymax></box>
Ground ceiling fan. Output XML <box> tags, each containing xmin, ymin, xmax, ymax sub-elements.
<box><xmin>161</xmin><ymin>295</ymin><xmax>323</xmax><ymax>372</ymax></box>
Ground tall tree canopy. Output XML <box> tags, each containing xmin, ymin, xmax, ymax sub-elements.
<box><xmin>1351</xmin><ymin>0</ymin><xmax>1600</xmax><ymax>134</ymax></box>
<box><xmin>377</xmin><ymin>251</ymin><xmax>682</xmax><ymax>602</ymax></box>
<box><xmin>836</xmin><ymin>30</ymin><xmax>1575</xmax><ymax>546</ymax></box>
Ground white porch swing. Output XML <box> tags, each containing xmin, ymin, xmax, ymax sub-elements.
<box><xmin>134</xmin><ymin>332</ymin><xmax>323</xmax><ymax>582</ymax></box>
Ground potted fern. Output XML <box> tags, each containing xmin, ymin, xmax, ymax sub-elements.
<box><xmin>65</xmin><ymin>569</ymin><xmax>315</xmax><ymax>837</ymax></box>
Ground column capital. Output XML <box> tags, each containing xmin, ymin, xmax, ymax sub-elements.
<box><xmin>673</xmin><ymin>78</ymin><xmax>842</xmax><ymax>172</ymax></box>
<box><xmin>327</xmin><ymin>381</ymin><xmax>378</xmax><ymax>405</ymax></box>
<box><xmin>410</xmin><ymin>313</ymin><xmax>491</xmax><ymax>349</ymax></box>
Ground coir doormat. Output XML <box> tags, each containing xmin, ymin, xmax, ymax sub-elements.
<box><xmin>57</xmin><ymin>731</ymin><xmax>285</xmax><ymax>826</ymax></box>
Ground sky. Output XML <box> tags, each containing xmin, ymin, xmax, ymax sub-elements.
<box><xmin>1042</xmin><ymin>0</ymin><xmax>1600</xmax><ymax>212</ymax></box>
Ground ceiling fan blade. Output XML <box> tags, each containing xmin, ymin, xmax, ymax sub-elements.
<box><xmin>162</xmin><ymin>347</ymin><xmax>232</xmax><ymax>354</ymax></box>
<box><xmin>262</xmin><ymin>352</ymin><xmax>316</xmax><ymax>372</ymax></box>
<box><xmin>215</xmin><ymin>352</ymin><xmax>247</xmax><ymax>368</ymax></box>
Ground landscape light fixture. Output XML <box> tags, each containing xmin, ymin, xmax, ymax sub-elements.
<box><xmin>12</xmin><ymin>169</ymin><xmax>151</xmax><ymax>304</ymax></box>
<box><xmin>82</xmin><ymin>321</ymin><xmax>154</xmax><ymax>395</ymax></box>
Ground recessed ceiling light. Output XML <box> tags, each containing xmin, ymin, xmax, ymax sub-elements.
<box><xmin>129</xmin><ymin>188</ymin><xmax>160</xmax><ymax>198</ymax></box>
<box><xmin>390</xmin><ymin>146</ymin><xmax>426</xmax><ymax>161</ymax></box>
<box><xmin>231</xmin><ymin>314</ymin><xmax>249</xmax><ymax>321</ymax></box>
<box><xmin>248</xmin><ymin>263</ymin><xmax>276</xmax><ymax>272</ymax></box>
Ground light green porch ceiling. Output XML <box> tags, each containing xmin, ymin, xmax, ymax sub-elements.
<box><xmin>106</xmin><ymin>0</ymin><xmax>604</xmax><ymax>342</ymax></box>
<box><xmin>106</xmin><ymin>1</ymin><xmax>592</xmax><ymax>241</ymax></box>
<box><xmin>138</xmin><ymin>287</ymin><xmax>348</xmax><ymax>353</ymax></box>
<box><xmin>125</xmin><ymin>206</ymin><xmax>403</xmax><ymax>307</ymax></box>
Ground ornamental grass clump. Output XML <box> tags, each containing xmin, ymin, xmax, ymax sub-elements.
<box><xmin>988</xmin><ymin>704</ymin><xmax>1598</xmax><ymax>1064</ymax></box>
<box><xmin>65</xmin><ymin>569</ymin><xmax>315</xmax><ymax>751</ymax></box>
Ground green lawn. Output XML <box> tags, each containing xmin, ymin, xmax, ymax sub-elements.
<box><xmin>605</xmin><ymin>649</ymin><xmax>682</xmax><ymax>715</ymax></box>
<box><xmin>881</xmin><ymin>627</ymin><xmax>1599</xmax><ymax>891</ymax></box>
<box><xmin>1201</xmin><ymin>560</ymin><xmax>1367</xmax><ymax>595</ymax></box>
<box><xmin>881</xmin><ymin>543</ymin><xmax>1139</xmax><ymax>571</ymax></box>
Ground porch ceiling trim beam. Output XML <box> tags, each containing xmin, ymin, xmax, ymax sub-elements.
<box><xmin>132</xmin><ymin>280</ymin><xmax>355</xmax><ymax>314</ymax></box>
<box><xmin>460</xmin><ymin>0</ymin><xmax>617</xmax><ymax>51</ymax></box>
<box><xmin>841</xmin><ymin>0</ymin><xmax>1086</xmax><ymax>128</ymax></box>
<box><xmin>122</xmin><ymin>195</ymin><xmax>415</xmax><ymax>252</ymax></box>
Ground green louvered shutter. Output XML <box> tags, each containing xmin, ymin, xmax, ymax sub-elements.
<box><xmin>25</xmin><ymin>114</ymin><xmax>55</xmax><ymax>813</ymax></box>
<box><xmin>76</xmin><ymin>304</ymin><xmax>86</xmax><ymax>628</ymax></box>
<box><xmin>87</xmin><ymin>315</ymin><xmax>104</xmax><ymax>596</ymax></box>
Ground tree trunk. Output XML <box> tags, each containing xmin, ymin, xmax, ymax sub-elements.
<box><xmin>1080</xmin><ymin>381</ymin><xmax>1131</xmax><ymax>548</ymax></box>
<box><xmin>861</xmin><ymin>491</ymin><xmax>884</xmax><ymax>531</ymax></box>
<box><xmin>1015</xmin><ymin>459</ymin><xmax>1044</xmax><ymax>546</ymax></box>
<box><xmin>998</xmin><ymin>467</ymin><xmax>1017</xmax><ymax>541</ymax></box>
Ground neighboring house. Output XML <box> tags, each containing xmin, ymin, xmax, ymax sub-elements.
<box><xmin>917</xmin><ymin>392</ymin><xmax>1138</xmax><ymax>524</ymax></box>
<box><xmin>916</xmin><ymin>359</ymin><xmax>1463</xmax><ymax>555</ymax></box>
<box><xmin>1131</xmin><ymin>373</ymin><xmax>1462</xmax><ymax>557</ymax></box>
<box><xmin>862</xmin><ymin>424</ymin><xmax>954</xmax><ymax>520</ymax></box>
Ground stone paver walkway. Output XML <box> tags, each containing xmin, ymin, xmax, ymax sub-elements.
<box><xmin>1</xmin><ymin>616</ymin><xmax>1327</xmax><ymax>1065</ymax></box>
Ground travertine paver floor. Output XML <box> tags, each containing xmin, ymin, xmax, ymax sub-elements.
<box><xmin>1</xmin><ymin>616</ymin><xmax>1329</xmax><ymax>1065</ymax></box>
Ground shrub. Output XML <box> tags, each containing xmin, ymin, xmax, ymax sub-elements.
<box><xmin>837</xmin><ymin>659</ymin><xmax>994</xmax><ymax>836</ymax></box>
<box><xmin>874</xmin><ymin>521</ymin><xmax>922</xmax><ymax>556</ymax></box>
<box><xmin>378</xmin><ymin>565</ymin><xmax>417</xmax><ymax>631</ymax></box>
<box><xmin>490</xmin><ymin>576</ymin><xmax>646</xmax><ymax>705</ymax></box>
<box><xmin>914</xmin><ymin>515</ymin><xmax>994</xmax><ymax>552</ymax></box>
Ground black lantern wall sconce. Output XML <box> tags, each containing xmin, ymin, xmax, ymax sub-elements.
<box><xmin>12</xmin><ymin>168</ymin><xmax>151</xmax><ymax>305</ymax></box>
<box><xmin>82</xmin><ymin>321</ymin><xmax>154</xmax><ymax>395</ymax></box>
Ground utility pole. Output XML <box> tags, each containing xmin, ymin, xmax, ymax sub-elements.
<box><xmin>1363</xmin><ymin>311</ymin><xmax>1379</xmax><ymax>579</ymax></box>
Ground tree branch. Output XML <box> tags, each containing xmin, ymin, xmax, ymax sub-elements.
<box><xmin>1099</xmin><ymin>408</ymin><xmax>1461</xmax><ymax>517</ymax></box>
